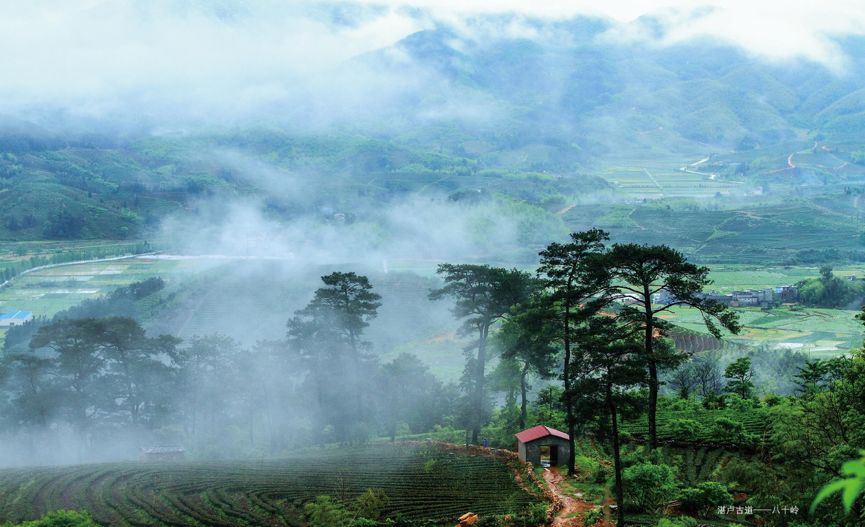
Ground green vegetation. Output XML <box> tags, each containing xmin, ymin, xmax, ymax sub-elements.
<box><xmin>0</xmin><ymin>445</ymin><xmax>540</xmax><ymax>527</ymax></box>
<box><xmin>1</xmin><ymin>511</ymin><xmax>98</xmax><ymax>527</ymax></box>
<box><xmin>0</xmin><ymin>256</ymin><xmax>181</xmax><ymax>333</ymax></box>
<box><xmin>620</xmin><ymin>404</ymin><xmax>767</xmax><ymax>449</ymax></box>
<box><xmin>797</xmin><ymin>265</ymin><xmax>865</xmax><ymax>308</ymax></box>
<box><xmin>428</xmin><ymin>264</ymin><xmax>535</xmax><ymax>444</ymax></box>
<box><xmin>621</xmin><ymin>463</ymin><xmax>679</xmax><ymax>514</ymax></box>
<box><xmin>723</xmin><ymin>358</ymin><xmax>755</xmax><ymax>399</ymax></box>
<box><xmin>812</xmin><ymin>453</ymin><xmax>865</xmax><ymax>516</ymax></box>
<box><xmin>663</xmin><ymin>304</ymin><xmax>862</xmax><ymax>357</ymax></box>
<box><xmin>562</xmin><ymin>198</ymin><xmax>865</xmax><ymax>265</ymax></box>
<box><xmin>0</xmin><ymin>241</ymin><xmax>152</xmax><ymax>283</ymax></box>
<box><xmin>1</xmin><ymin>227</ymin><xmax>863</xmax><ymax>527</ymax></box>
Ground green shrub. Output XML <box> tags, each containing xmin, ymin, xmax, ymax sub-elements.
<box><xmin>679</xmin><ymin>481</ymin><xmax>732</xmax><ymax>516</ymax></box>
<box><xmin>354</xmin><ymin>489</ymin><xmax>390</xmax><ymax>520</ymax></box>
<box><xmin>472</xmin><ymin>504</ymin><xmax>548</xmax><ymax>527</ymax></box>
<box><xmin>304</xmin><ymin>496</ymin><xmax>352</xmax><ymax>527</ymax></box>
<box><xmin>574</xmin><ymin>455</ymin><xmax>610</xmax><ymax>483</ymax></box>
<box><xmin>656</xmin><ymin>517</ymin><xmax>698</xmax><ymax>527</ymax></box>
<box><xmin>582</xmin><ymin>508</ymin><xmax>603</xmax><ymax>526</ymax></box>
<box><xmin>662</xmin><ymin>398</ymin><xmax>701</xmax><ymax>412</ymax></box>
<box><xmin>622</xmin><ymin>463</ymin><xmax>680</xmax><ymax>513</ymax></box>
<box><xmin>702</xmin><ymin>393</ymin><xmax>726</xmax><ymax>410</ymax></box>
<box><xmin>2</xmin><ymin>511</ymin><xmax>99</xmax><ymax>527</ymax></box>
<box><xmin>714</xmin><ymin>457</ymin><xmax>767</xmax><ymax>490</ymax></box>
<box><xmin>762</xmin><ymin>394</ymin><xmax>782</xmax><ymax>407</ymax></box>
<box><xmin>517</xmin><ymin>502</ymin><xmax>549</xmax><ymax>526</ymax></box>
<box><xmin>667</xmin><ymin>419</ymin><xmax>701</xmax><ymax>442</ymax></box>
<box><xmin>710</xmin><ymin>417</ymin><xmax>755</xmax><ymax>446</ymax></box>
<box><xmin>724</xmin><ymin>394</ymin><xmax>758</xmax><ymax>412</ymax></box>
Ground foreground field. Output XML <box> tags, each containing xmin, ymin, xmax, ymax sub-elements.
<box><xmin>0</xmin><ymin>444</ymin><xmax>541</xmax><ymax>527</ymax></box>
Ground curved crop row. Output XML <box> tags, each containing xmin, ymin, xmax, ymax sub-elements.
<box><xmin>0</xmin><ymin>444</ymin><xmax>539</xmax><ymax>527</ymax></box>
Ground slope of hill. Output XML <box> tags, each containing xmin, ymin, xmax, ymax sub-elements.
<box><xmin>2</xmin><ymin>17</ymin><xmax>865</xmax><ymax>261</ymax></box>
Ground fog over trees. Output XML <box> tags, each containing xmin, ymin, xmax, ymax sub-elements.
<box><xmin>1</xmin><ymin>2</ymin><xmax>865</xmax><ymax>525</ymax></box>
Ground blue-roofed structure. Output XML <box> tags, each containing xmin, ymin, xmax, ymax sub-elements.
<box><xmin>0</xmin><ymin>310</ymin><xmax>33</xmax><ymax>327</ymax></box>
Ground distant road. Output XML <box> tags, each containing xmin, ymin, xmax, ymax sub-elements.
<box><xmin>643</xmin><ymin>168</ymin><xmax>665</xmax><ymax>195</ymax></box>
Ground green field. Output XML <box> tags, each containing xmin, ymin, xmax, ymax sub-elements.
<box><xmin>705</xmin><ymin>263</ymin><xmax>865</xmax><ymax>290</ymax></box>
<box><xmin>0</xmin><ymin>444</ymin><xmax>541</xmax><ymax>527</ymax></box>
<box><xmin>664</xmin><ymin>261</ymin><xmax>865</xmax><ymax>356</ymax></box>
<box><xmin>653</xmin><ymin>263</ymin><xmax>865</xmax><ymax>356</ymax></box>
<box><xmin>663</xmin><ymin>305</ymin><xmax>861</xmax><ymax>357</ymax></box>
<box><xmin>0</xmin><ymin>256</ymin><xmax>186</xmax><ymax>344</ymax></box>
<box><xmin>599</xmin><ymin>156</ymin><xmax>745</xmax><ymax>200</ymax></box>
<box><xmin>620</xmin><ymin>407</ymin><xmax>771</xmax><ymax>448</ymax></box>
<box><xmin>0</xmin><ymin>257</ymin><xmax>181</xmax><ymax>316</ymax></box>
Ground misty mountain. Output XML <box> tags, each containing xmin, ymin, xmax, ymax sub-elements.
<box><xmin>366</xmin><ymin>17</ymin><xmax>865</xmax><ymax>157</ymax></box>
<box><xmin>1</xmin><ymin>13</ymin><xmax>865</xmax><ymax>254</ymax></box>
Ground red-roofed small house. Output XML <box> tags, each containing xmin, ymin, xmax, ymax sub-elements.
<box><xmin>514</xmin><ymin>425</ymin><xmax>570</xmax><ymax>467</ymax></box>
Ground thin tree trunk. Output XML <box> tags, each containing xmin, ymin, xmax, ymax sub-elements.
<box><xmin>519</xmin><ymin>362</ymin><xmax>529</xmax><ymax>430</ymax></box>
<box><xmin>607</xmin><ymin>382</ymin><xmax>626</xmax><ymax>527</ymax></box>
<box><xmin>644</xmin><ymin>287</ymin><xmax>658</xmax><ymax>450</ymax></box>
<box><xmin>564</xmin><ymin>299</ymin><xmax>576</xmax><ymax>475</ymax></box>
<box><xmin>648</xmin><ymin>359</ymin><xmax>658</xmax><ymax>449</ymax></box>
<box><xmin>473</xmin><ymin>323</ymin><xmax>489</xmax><ymax>444</ymax></box>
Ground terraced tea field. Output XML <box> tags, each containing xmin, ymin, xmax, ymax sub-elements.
<box><xmin>662</xmin><ymin>304</ymin><xmax>862</xmax><ymax>357</ymax></box>
<box><xmin>620</xmin><ymin>408</ymin><xmax>771</xmax><ymax>448</ymax></box>
<box><xmin>0</xmin><ymin>444</ymin><xmax>541</xmax><ymax>527</ymax></box>
<box><xmin>595</xmin><ymin>153</ymin><xmax>746</xmax><ymax>200</ymax></box>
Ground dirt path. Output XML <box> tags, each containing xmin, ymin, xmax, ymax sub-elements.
<box><xmin>642</xmin><ymin>169</ymin><xmax>665</xmax><ymax>195</ymax></box>
<box><xmin>543</xmin><ymin>468</ymin><xmax>599</xmax><ymax>527</ymax></box>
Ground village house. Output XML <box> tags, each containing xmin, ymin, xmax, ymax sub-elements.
<box><xmin>514</xmin><ymin>425</ymin><xmax>570</xmax><ymax>468</ymax></box>
<box><xmin>774</xmin><ymin>285</ymin><xmax>799</xmax><ymax>303</ymax></box>
<box><xmin>698</xmin><ymin>285</ymin><xmax>799</xmax><ymax>308</ymax></box>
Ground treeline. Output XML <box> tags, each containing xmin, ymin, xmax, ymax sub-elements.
<box><xmin>0</xmin><ymin>272</ymin><xmax>455</xmax><ymax>461</ymax></box>
<box><xmin>797</xmin><ymin>265</ymin><xmax>865</xmax><ymax>308</ymax></box>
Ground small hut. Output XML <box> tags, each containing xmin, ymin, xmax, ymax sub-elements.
<box><xmin>514</xmin><ymin>425</ymin><xmax>570</xmax><ymax>467</ymax></box>
<box><xmin>140</xmin><ymin>446</ymin><xmax>185</xmax><ymax>462</ymax></box>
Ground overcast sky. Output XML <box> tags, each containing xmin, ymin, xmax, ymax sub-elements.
<box><xmin>1</xmin><ymin>0</ymin><xmax>863</xmax><ymax>125</ymax></box>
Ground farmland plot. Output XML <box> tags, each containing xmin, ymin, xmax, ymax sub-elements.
<box><xmin>0</xmin><ymin>444</ymin><xmax>541</xmax><ymax>527</ymax></box>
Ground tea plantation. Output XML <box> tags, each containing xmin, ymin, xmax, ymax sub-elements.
<box><xmin>0</xmin><ymin>445</ymin><xmax>542</xmax><ymax>527</ymax></box>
